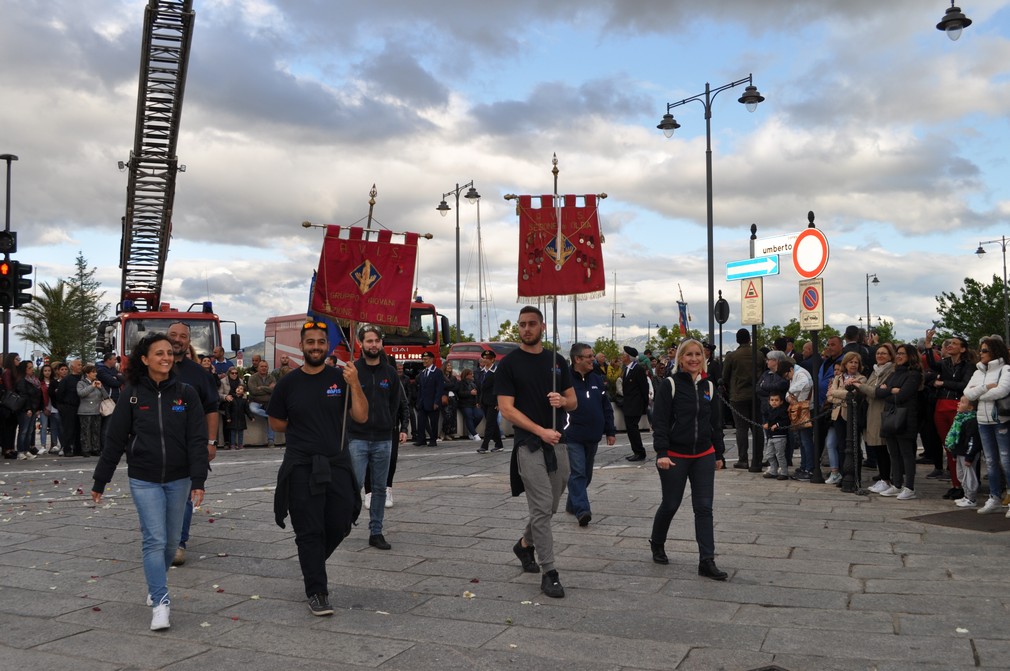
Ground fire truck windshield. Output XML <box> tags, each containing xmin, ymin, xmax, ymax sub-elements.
<box><xmin>381</xmin><ymin>308</ymin><xmax>437</xmax><ymax>347</ymax></box>
<box><xmin>123</xmin><ymin>319</ymin><xmax>219</xmax><ymax>357</ymax></box>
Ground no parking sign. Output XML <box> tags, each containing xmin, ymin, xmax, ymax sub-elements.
<box><xmin>799</xmin><ymin>278</ymin><xmax>824</xmax><ymax>330</ymax></box>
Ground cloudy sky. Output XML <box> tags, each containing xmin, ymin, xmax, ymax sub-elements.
<box><xmin>2</xmin><ymin>0</ymin><xmax>1009</xmax><ymax>357</ymax></box>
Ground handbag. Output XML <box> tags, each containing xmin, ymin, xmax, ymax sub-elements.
<box><xmin>992</xmin><ymin>368</ymin><xmax>1010</xmax><ymax>418</ymax></box>
<box><xmin>1</xmin><ymin>390</ymin><xmax>25</xmax><ymax>414</ymax></box>
<box><xmin>880</xmin><ymin>405</ymin><xmax>907</xmax><ymax>437</ymax></box>
<box><xmin>787</xmin><ymin>399</ymin><xmax>812</xmax><ymax>429</ymax></box>
<box><xmin>99</xmin><ymin>397</ymin><xmax>117</xmax><ymax>417</ymax></box>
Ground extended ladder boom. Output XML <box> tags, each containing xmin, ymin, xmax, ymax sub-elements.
<box><xmin>119</xmin><ymin>0</ymin><xmax>194</xmax><ymax>311</ymax></box>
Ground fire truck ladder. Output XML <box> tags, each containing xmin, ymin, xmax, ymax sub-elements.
<box><xmin>119</xmin><ymin>0</ymin><xmax>194</xmax><ymax>312</ymax></box>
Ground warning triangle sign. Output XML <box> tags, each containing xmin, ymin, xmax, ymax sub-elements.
<box><xmin>745</xmin><ymin>281</ymin><xmax>760</xmax><ymax>299</ymax></box>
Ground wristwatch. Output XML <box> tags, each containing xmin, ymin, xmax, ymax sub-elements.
<box><xmin>208</xmin><ymin>440</ymin><xmax>217</xmax><ymax>447</ymax></box>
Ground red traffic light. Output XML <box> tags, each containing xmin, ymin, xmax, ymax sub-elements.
<box><xmin>0</xmin><ymin>262</ymin><xmax>9</xmax><ymax>275</ymax></box>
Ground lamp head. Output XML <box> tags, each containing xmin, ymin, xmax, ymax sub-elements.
<box><xmin>464</xmin><ymin>186</ymin><xmax>480</xmax><ymax>204</ymax></box>
<box><xmin>738</xmin><ymin>84</ymin><xmax>765</xmax><ymax>112</ymax></box>
<box><xmin>937</xmin><ymin>2</ymin><xmax>972</xmax><ymax>41</ymax></box>
<box><xmin>436</xmin><ymin>199</ymin><xmax>451</xmax><ymax>217</ymax></box>
<box><xmin>657</xmin><ymin>113</ymin><xmax>680</xmax><ymax>138</ymax></box>
<box><xmin>976</xmin><ymin>244</ymin><xmax>987</xmax><ymax>257</ymax></box>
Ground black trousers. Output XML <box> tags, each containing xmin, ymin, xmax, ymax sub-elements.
<box><xmin>625</xmin><ymin>414</ymin><xmax>645</xmax><ymax>457</ymax></box>
<box><xmin>287</xmin><ymin>464</ymin><xmax>357</xmax><ymax>598</ymax></box>
<box><xmin>418</xmin><ymin>408</ymin><xmax>440</xmax><ymax>444</ymax></box>
<box><xmin>730</xmin><ymin>399</ymin><xmax>762</xmax><ymax>464</ymax></box>
<box><xmin>651</xmin><ymin>451</ymin><xmax>717</xmax><ymax>560</ymax></box>
<box><xmin>479</xmin><ymin>404</ymin><xmax>502</xmax><ymax>449</ymax></box>
<box><xmin>56</xmin><ymin>404</ymin><xmax>80</xmax><ymax>455</ymax></box>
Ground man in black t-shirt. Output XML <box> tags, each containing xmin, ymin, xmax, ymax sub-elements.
<box><xmin>496</xmin><ymin>306</ymin><xmax>577</xmax><ymax>599</ymax></box>
<box><xmin>269</xmin><ymin>322</ymin><xmax>368</xmax><ymax>617</ymax></box>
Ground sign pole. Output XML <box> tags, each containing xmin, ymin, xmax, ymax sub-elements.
<box><xmin>748</xmin><ymin>224</ymin><xmax>763</xmax><ymax>472</ymax></box>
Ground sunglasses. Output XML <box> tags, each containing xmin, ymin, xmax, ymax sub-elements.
<box><xmin>981</xmin><ymin>348</ymin><xmax>990</xmax><ymax>353</ymax></box>
<box><xmin>302</xmin><ymin>321</ymin><xmax>328</xmax><ymax>330</ymax></box>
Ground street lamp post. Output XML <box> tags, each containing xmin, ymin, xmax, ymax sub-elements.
<box><xmin>865</xmin><ymin>273</ymin><xmax>879</xmax><ymax>335</ymax></box>
<box><xmin>976</xmin><ymin>237</ymin><xmax>1010</xmax><ymax>342</ymax></box>
<box><xmin>657</xmin><ymin>75</ymin><xmax>765</xmax><ymax>347</ymax></box>
<box><xmin>436</xmin><ymin>181</ymin><xmax>480</xmax><ymax>341</ymax></box>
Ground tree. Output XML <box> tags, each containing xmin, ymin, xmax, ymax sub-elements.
<box><xmin>491</xmin><ymin>319</ymin><xmax>519</xmax><ymax>343</ymax></box>
<box><xmin>13</xmin><ymin>280</ymin><xmax>80</xmax><ymax>361</ymax></box>
<box><xmin>65</xmin><ymin>252</ymin><xmax>110</xmax><ymax>361</ymax></box>
<box><xmin>872</xmin><ymin>319</ymin><xmax>896</xmax><ymax>346</ymax></box>
<box><xmin>593</xmin><ymin>337</ymin><xmax>619</xmax><ymax>362</ymax></box>
<box><xmin>936</xmin><ymin>275</ymin><xmax>1005</xmax><ymax>347</ymax></box>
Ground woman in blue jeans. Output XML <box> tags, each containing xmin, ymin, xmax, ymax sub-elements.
<box><xmin>650</xmin><ymin>340</ymin><xmax>727</xmax><ymax>581</ymax></box>
<box><xmin>964</xmin><ymin>336</ymin><xmax>1010</xmax><ymax>514</ymax></box>
<box><xmin>91</xmin><ymin>334</ymin><xmax>208</xmax><ymax>632</ymax></box>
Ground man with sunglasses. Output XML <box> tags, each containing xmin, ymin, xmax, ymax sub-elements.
<box><xmin>270</xmin><ymin>320</ymin><xmax>368</xmax><ymax>616</ymax></box>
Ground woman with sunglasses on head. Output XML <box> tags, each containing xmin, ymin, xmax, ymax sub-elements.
<box><xmin>91</xmin><ymin>333</ymin><xmax>208</xmax><ymax>631</ymax></box>
<box><xmin>856</xmin><ymin>343</ymin><xmax>897</xmax><ymax>493</ymax></box>
<box><xmin>964</xmin><ymin>336</ymin><xmax>1010</xmax><ymax>514</ymax></box>
<box><xmin>649</xmin><ymin>339</ymin><xmax>728</xmax><ymax>581</ymax></box>
<box><xmin>875</xmin><ymin>344</ymin><xmax>924</xmax><ymax>500</ymax></box>
<box><xmin>219</xmin><ymin>367</ymin><xmax>243</xmax><ymax>449</ymax></box>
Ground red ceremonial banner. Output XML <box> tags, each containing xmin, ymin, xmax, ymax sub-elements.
<box><xmin>310</xmin><ymin>226</ymin><xmax>419</xmax><ymax>327</ymax></box>
<box><xmin>516</xmin><ymin>194</ymin><xmax>606</xmax><ymax>300</ymax></box>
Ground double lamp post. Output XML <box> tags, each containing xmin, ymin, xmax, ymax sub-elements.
<box><xmin>436</xmin><ymin>182</ymin><xmax>480</xmax><ymax>339</ymax></box>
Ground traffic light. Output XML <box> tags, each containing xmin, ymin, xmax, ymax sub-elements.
<box><xmin>0</xmin><ymin>231</ymin><xmax>15</xmax><ymax>254</ymax></box>
<box><xmin>11</xmin><ymin>261</ymin><xmax>32</xmax><ymax>308</ymax></box>
<box><xmin>0</xmin><ymin>260</ymin><xmax>12</xmax><ymax>307</ymax></box>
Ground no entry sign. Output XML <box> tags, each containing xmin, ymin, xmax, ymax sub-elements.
<box><xmin>792</xmin><ymin>228</ymin><xmax>829</xmax><ymax>279</ymax></box>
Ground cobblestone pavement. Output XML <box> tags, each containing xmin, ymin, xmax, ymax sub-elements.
<box><xmin>1</xmin><ymin>433</ymin><xmax>1007</xmax><ymax>671</ymax></box>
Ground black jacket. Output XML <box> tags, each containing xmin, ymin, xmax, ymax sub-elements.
<box><xmin>15</xmin><ymin>377</ymin><xmax>43</xmax><ymax>413</ymax></box>
<box><xmin>348</xmin><ymin>359</ymin><xmax>400</xmax><ymax>440</ymax></box>
<box><xmin>477</xmin><ymin>365</ymin><xmax>498</xmax><ymax>406</ymax></box>
<box><xmin>875</xmin><ymin>364</ymin><xmax>922</xmax><ymax>435</ymax></box>
<box><xmin>621</xmin><ymin>362</ymin><xmax>650</xmax><ymax>416</ymax></box>
<box><xmin>92</xmin><ymin>372</ymin><xmax>209</xmax><ymax>494</ymax></box>
<box><xmin>924</xmin><ymin>353</ymin><xmax>973</xmax><ymax>402</ymax></box>
<box><xmin>52</xmin><ymin>373</ymin><xmax>82</xmax><ymax>408</ymax></box>
<box><xmin>950</xmin><ymin>416</ymin><xmax>982</xmax><ymax>460</ymax></box>
<box><xmin>652</xmin><ymin>372</ymin><xmax>725</xmax><ymax>461</ymax></box>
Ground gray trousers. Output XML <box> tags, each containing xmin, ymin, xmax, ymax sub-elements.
<box><xmin>517</xmin><ymin>443</ymin><xmax>570</xmax><ymax>573</ymax></box>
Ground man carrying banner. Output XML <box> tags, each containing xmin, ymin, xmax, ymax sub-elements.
<box><xmin>270</xmin><ymin>321</ymin><xmax>368</xmax><ymax>616</ymax></box>
<box><xmin>497</xmin><ymin>306</ymin><xmax>577</xmax><ymax>599</ymax></box>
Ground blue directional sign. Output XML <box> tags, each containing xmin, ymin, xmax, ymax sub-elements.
<box><xmin>725</xmin><ymin>254</ymin><xmax>780</xmax><ymax>281</ymax></box>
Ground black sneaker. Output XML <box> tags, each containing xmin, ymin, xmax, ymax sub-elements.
<box><xmin>308</xmin><ymin>593</ymin><xmax>333</xmax><ymax>616</ymax></box>
<box><xmin>791</xmin><ymin>470</ymin><xmax>811</xmax><ymax>482</ymax></box>
<box><xmin>476</xmin><ymin>447</ymin><xmax>489</xmax><ymax>454</ymax></box>
<box><xmin>577</xmin><ymin>512</ymin><xmax>592</xmax><ymax>527</ymax></box>
<box><xmin>512</xmin><ymin>539</ymin><xmax>539</xmax><ymax>573</ymax></box>
<box><xmin>925</xmin><ymin>468</ymin><xmax>944</xmax><ymax>479</ymax></box>
<box><xmin>490</xmin><ymin>445</ymin><xmax>504</xmax><ymax>452</ymax></box>
<box><xmin>368</xmin><ymin>534</ymin><xmax>391</xmax><ymax>550</ymax></box>
<box><xmin>540</xmin><ymin>570</ymin><xmax>565</xmax><ymax>598</ymax></box>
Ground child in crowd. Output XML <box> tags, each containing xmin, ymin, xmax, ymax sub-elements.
<box><xmin>225</xmin><ymin>385</ymin><xmax>253</xmax><ymax>450</ymax></box>
<box><xmin>762</xmin><ymin>391</ymin><xmax>790</xmax><ymax>480</ymax></box>
<box><xmin>946</xmin><ymin>395</ymin><xmax>982</xmax><ymax>508</ymax></box>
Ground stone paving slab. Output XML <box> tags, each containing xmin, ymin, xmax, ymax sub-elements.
<box><xmin>4</xmin><ymin>436</ymin><xmax>1010</xmax><ymax>670</ymax></box>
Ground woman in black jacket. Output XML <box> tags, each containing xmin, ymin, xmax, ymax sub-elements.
<box><xmin>875</xmin><ymin>343</ymin><xmax>923</xmax><ymax>500</ymax></box>
<box><xmin>91</xmin><ymin>333</ymin><xmax>208</xmax><ymax>632</ymax></box>
<box><xmin>14</xmin><ymin>360</ymin><xmax>43</xmax><ymax>459</ymax></box>
<box><xmin>649</xmin><ymin>339</ymin><xmax>728</xmax><ymax>581</ymax></box>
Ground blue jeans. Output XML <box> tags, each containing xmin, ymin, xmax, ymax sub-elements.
<box><xmin>565</xmin><ymin>440</ymin><xmax>599</xmax><ymax>517</ymax></box>
<box><xmin>461</xmin><ymin>407</ymin><xmax>483</xmax><ymax>436</ymax></box>
<box><xmin>797</xmin><ymin>427</ymin><xmax>815</xmax><ymax>472</ymax></box>
<box><xmin>249</xmin><ymin>402</ymin><xmax>275</xmax><ymax>442</ymax></box>
<box><xmin>348</xmin><ymin>439</ymin><xmax>392</xmax><ymax>535</ymax></box>
<box><xmin>978</xmin><ymin>422</ymin><xmax>1010</xmax><ymax>499</ymax></box>
<box><xmin>129</xmin><ymin>477</ymin><xmax>191</xmax><ymax>606</ymax></box>
<box><xmin>825</xmin><ymin>421</ymin><xmax>841</xmax><ymax>470</ymax></box>
<box><xmin>40</xmin><ymin>411</ymin><xmax>60</xmax><ymax>449</ymax></box>
<box><xmin>16</xmin><ymin>411</ymin><xmax>36</xmax><ymax>453</ymax></box>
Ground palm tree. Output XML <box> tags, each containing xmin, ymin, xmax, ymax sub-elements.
<box><xmin>14</xmin><ymin>280</ymin><xmax>80</xmax><ymax>362</ymax></box>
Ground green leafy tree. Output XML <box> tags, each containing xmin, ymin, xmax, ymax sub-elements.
<box><xmin>65</xmin><ymin>252</ymin><xmax>110</xmax><ymax>361</ymax></box>
<box><xmin>491</xmin><ymin>319</ymin><xmax>519</xmax><ymax>343</ymax></box>
<box><xmin>14</xmin><ymin>280</ymin><xmax>80</xmax><ymax>361</ymax></box>
<box><xmin>593</xmin><ymin>337</ymin><xmax>619</xmax><ymax>362</ymax></box>
<box><xmin>872</xmin><ymin>319</ymin><xmax>896</xmax><ymax>346</ymax></box>
<box><xmin>936</xmin><ymin>275</ymin><xmax>1005</xmax><ymax>346</ymax></box>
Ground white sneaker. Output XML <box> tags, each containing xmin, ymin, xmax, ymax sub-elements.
<box><xmin>49</xmin><ymin>446</ymin><xmax>61</xmax><ymax>454</ymax></box>
<box><xmin>825</xmin><ymin>472</ymin><xmax>842</xmax><ymax>485</ymax></box>
<box><xmin>16</xmin><ymin>453</ymin><xmax>26</xmax><ymax>460</ymax></box>
<box><xmin>978</xmin><ymin>497</ymin><xmax>1004</xmax><ymax>514</ymax></box>
<box><xmin>867</xmin><ymin>480</ymin><xmax>886</xmax><ymax>493</ymax></box>
<box><xmin>955</xmin><ymin>497</ymin><xmax>977</xmax><ymax>508</ymax></box>
<box><xmin>471</xmin><ymin>434</ymin><xmax>481</xmax><ymax>441</ymax></box>
<box><xmin>150</xmin><ymin>603</ymin><xmax>170</xmax><ymax>630</ymax></box>
<box><xmin>878</xmin><ymin>485</ymin><xmax>901</xmax><ymax>497</ymax></box>
<box><xmin>385</xmin><ymin>488</ymin><xmax>393</xmax><ymax>508</ymax></box>
<box><xmin>363</xmin><ymin>493</ymin><xmax>371</xmax><ymax>509</ymax></box>
<box><xmin>896</xmin><ymin>487</ymin><xmax>916</xmax><ymax>500</ymax></box>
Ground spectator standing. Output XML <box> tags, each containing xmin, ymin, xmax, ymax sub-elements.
<box><xmin>497</xmin><ymin>306</ymin><xmax>577</xmax><ymax>599</ymax></box>
<box><xmin>922</xmin><ymin>331</ymin><xmax>974</xmax><ymax>496</ymax></box>
<box><xmin>947</xmin><ymin>396</ymin><xmax>982</xmax><ymax>508</ymax></box>
<box><xmin>1</xmin><ymin>353</ymin><xmax>21</xmax><ymax>458</ymax></box>
<box><xmin>476</xmin><ymin>350</ymin><xmax>503</xmax><ymax>453</ymax></box>
<box><xmin>14</xmin><ymin>361</ymin><xmax>43</xmax><ymax>459</ymax></box>
<box><xmin>248</xmin><ymin>360</ymin><xmax>278</xmax><ymax>447</ymax></box>
<box><xmin>414</xmin><ymin>351</ymin><xmax>444</xmax><ymax>447</ymax></box>
<box><xmin>76</xmin><ymin>365</ymin><xmax>105</xmax><ymax>457</ymax></box>
<box><xmin>721</xmin><ymin>329</ymin><xmax>762</xmax><ymax>469</ymax></box>
<box><xmin>52</xmin><ymin>359</ymin><xmax>82</xmax><ymax>457</ymax></box>
<box><xmin>38</xmin><ymin>363</ymin><xmax>60</xmax><ymax>455</ymax></box>
<box><xmin>620</xmin><ymin>345</ymin><xmax>650</xmax><ymax>462</ymax></box>
<box><xmin>859</xmin><ymin>343</ymin><xmax>897</xmax><ymax>493</ymax></box>
<box><xmin>964</xmin><ymin>337</ymin><xmax>1010</xmax><ymax>514</ymax></box>
<box><xmin>875</xmin><ymin>344</ymin><xmax>923</xmax><ymax>500</ymax></box>
<box><xmin>224</xmin><ymin>385</ymin><xmax>252</xmax><ymax>450</ymax></box>
<box><xmin>440</xmin><ymin>361</ymin><xmax>459</xmax><ymax>440</ymax></box>
<box><xmin>564</xmin><ymin>343</ymin><xmax>616</xmax><ymax>527</ymax></box>
<box><xmin>457</xmin><ymin>368</ymin><xmax>482</xmax><ymax>440</ymax></box>
<box><xmin>761</xmin><ymin>391</ymin><xmax>790</xmax><ymax>480</ymax></box>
